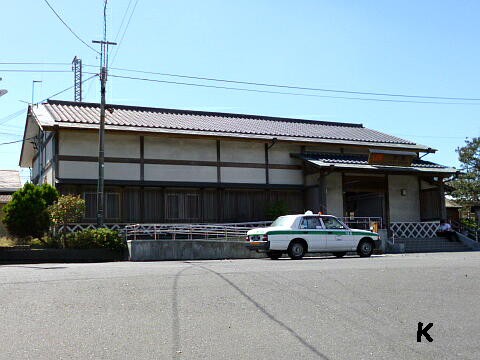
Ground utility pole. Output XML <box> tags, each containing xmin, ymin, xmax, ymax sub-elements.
<box><xmin>72</xmin><ymin>56</ymin><xmax>82</xmax><ymax>102</ymax></box>
<box><xmin>93</xmin><ymin>0</ymin><xmax>116</xmax><ymax>226</ymax></box>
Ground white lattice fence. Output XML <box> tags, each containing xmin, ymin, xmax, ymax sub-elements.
<box><xmin>58</xmin><ymin>223</ymin><xmax>125</xmax><ymax>233</ymax></box>
<box><xmin>390</xmin><ymin>221</ymin><xmax>439</xmax><ymax>239</ymax></box>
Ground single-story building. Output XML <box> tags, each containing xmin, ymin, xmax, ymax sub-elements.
<box><xmin>0</xmin><ymin>170</ymin><xmax>22</xmax><ymax>235</ymax></box>
<box><xmin>19</xmin><ymin>100</ymin><xmax>456</xmax><ymax>227</ymax></box>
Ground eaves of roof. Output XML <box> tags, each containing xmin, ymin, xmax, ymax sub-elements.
<box><xmin>296</xmin><ymin>153</ymin><xmax>457</xmax><ymax>175</ymax></box>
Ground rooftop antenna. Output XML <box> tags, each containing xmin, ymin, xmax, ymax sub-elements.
<box><xmin>31</xmin><ymin>80</ymin><xmax>42</xmax><ymax>106</ymax></box>
<box><xmin>72</xmin><ymin>56</ymin><xmax>82</xmax><ymax>102</ymax></box>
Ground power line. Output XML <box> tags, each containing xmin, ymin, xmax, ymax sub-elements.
<box><xmin>114</xmin><ymin>0</ymin><xmax>134</xmax><ymax>42</ymax></box>
<box><xmin>110</xmin><ymin>0</ymin><xmax>140</xmax><ymax>66</ymax></box>
<box><xmin>105</xmin><ymin>72</ymin><xmax>480</xmax><ymax>106</ymax></box>
<box><xmin>42</xmin><ymin>0</ymin><xmax>99</xmax><ymax>54</ymax></box>
<box><xmin>0</xmin><ymin>62</ymin><xmax>70</xmax><ymax>65</ymax></box>
<box><xmin>0</xmin><ymin>136</ymin><xmax>36</xmax><ymax>147</ymax></box>
<box><xmin>0</xmin><ymin>69</ymin><xmax>71</xmax><ymax>73</ymax></box>
<box><xmin>100</xmin><ymin>65</ymin><xmax>480</xmax><ymax>102</ymax></box>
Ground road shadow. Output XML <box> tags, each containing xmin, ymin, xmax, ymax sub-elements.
<box><xmin>192</xmin><ymin>263</ymin><xmax>331</xmax><ymax>360</ymax></box>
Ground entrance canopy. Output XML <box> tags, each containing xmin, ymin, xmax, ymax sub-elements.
<box><xmin>295</xmin><ymin>152</ymin><xmax>457</xmax><ymax>176</ymax></box>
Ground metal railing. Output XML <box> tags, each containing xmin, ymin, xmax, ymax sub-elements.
<box><xmin>124</xmin><ymin>221</ymin><xmax>272</xmax><ymax>242</ymax></box>
<box><xmin>451</xmin><ymin>220</ymin><xmax>479</xmax><ymax>242</ymax></box>
<box><xmin>341</xmin><ymin>217</ymin><xmax>383</xmax><ymax>231</ymax></box>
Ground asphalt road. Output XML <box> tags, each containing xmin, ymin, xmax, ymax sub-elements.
<box><xmin>0</xmin><ymin>252</ymin><xmax>479</xmax><ymax>360</ymax></box>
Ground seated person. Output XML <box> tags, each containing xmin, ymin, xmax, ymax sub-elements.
<box><xmin>436</xmin><ymin>219</ymin><xmax>457</xmax><ymax>241</ymax></box>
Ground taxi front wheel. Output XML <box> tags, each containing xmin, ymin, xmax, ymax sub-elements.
<box><xmin>288</xmin><ymin>240</ymin><xmax>306</xmax><ymax>260</ymax></box>
<box><xmin>357</xmin><ymin>239</ymin><xmax>374</xmax><ymax>257</ymax></box>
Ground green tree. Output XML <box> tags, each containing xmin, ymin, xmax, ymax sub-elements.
<box><xmin>451</xmin><ymin>137</ymin><xmax>480</xmax><ymax>222</ymax></box>
<box><xmin>451</xmin><ymin>137</ymin><xmax>480</xmax><ymax>203</ymax></box>
<box><xmin>2</xmin><ymin>183</ymin><xmax>59</xmax><ymax>238</ymax></box>
<box><xmin>48</xmin><ymin>194</ymin><xmax>86</xmax><ymax>247</ymax></box>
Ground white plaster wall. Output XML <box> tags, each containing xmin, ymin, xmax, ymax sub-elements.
<box><xmin>105</xmin><ymin>134</ymin><xmax>139</xmax><ymax>158</ymax></box>
<box><xmin>43</xmin><ymin>166</ymin><xmax>54</xmax><ymax>185</ymax></box>
<box><xmin>269</xmin><ymin>169</ymin><xmax>303</xmax><ymax>185</ymax></box>
<box><xmin>59</xmin><ymin>131</ymin><xmax>139</xmax><ymax>158</ymax></box>
<box><xmin>32</xmin><ymin>157</ymin><xmax>39</xmax><ymax>179</ymax></box>
<box><xmin>220</xmin><ymin>141</ymin><xmax>264</xmax><ymax>163</ymax></box>
<box><xmin>304</xmin><ymin>145</ymin><xmax>342</xmax><ymax>153</ymax></box>
<box><xmin>45</xmin><ymin>135</ymin><xmax>53</xmax><ymax>162</ymax></box>
<box><xmin>59</xmin><ymin>161</ymin><xmax>139</xmax><ymax>180</ymax></box>
<box><xmin>144</xmin><ymin>137</ymin><xmax>217</xmax><ymax>161</ymax></box>
<box><xmin>221</xmin><ymin>167</ymin><xmax>265</xmax><ymax>183</ymax></box>
<box><xmin>145</xmin><ymin>164</ymin><xmax>217</xmax><ymax>182</ymax></box>
<box><xmin>388</xmin><ymin>175</ymin><xmax>420</xmax><ymax>222</ymax></box>
<box><xmin>326</xmin><ymin>172</ymin><xmax>343</xmax><ymax>217</ymax></box>
<box><xmin>268</xmin><ymin>143</ymin><xmax>302</xmax><ymax>165</ymax></box>
<box><xmin>59</xmin><ymin>131</ymin><xmax>98</xmax><ymax>156</ymax></box>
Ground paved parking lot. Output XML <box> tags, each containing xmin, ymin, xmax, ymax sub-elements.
<box><xmin>0</xmin><ymin>252</ymin><xmax>479</xmax><ymax>359</ymax></box>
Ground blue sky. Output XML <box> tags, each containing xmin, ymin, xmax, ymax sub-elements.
<box><xmin>1</xmin><ymin>0</ymin><xmax>479</xmax><ymax>181</ymax></box>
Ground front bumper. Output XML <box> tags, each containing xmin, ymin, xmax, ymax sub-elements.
<box><xmin>246</xmin><ymin>241</ymin><xmax>270</xmax><ymax>251</ymax></box>
<box><xmin>373</xmin><ymin>239</ymin><xmax>383</xmax><ymax>254</ymax></box>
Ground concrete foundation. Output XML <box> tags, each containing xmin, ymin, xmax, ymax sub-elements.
<box><xmin>128</xmin><ymin>239</ymin><xmax>266</xmax><ymax>261</ymax></box>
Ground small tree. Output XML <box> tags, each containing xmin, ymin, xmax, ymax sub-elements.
<box><xmin>48</xmin><ymin>195</ymin><xmax>86</xmax><ymax>247</ymax></box>
<box><xmin>2</xmin><ymin>183</ymin><xmax>59</xmax><ymax>238</ymax></box>
<box><xmin>451</xmin><ymin>137</ymin><xmax>480</xmax><ymax>223</ymax></box>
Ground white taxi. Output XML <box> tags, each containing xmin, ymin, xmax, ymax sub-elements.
<box><xmin>246</xmin><ymin>212</ymin><xmax>381</xmax><ymax>260</ymax></box>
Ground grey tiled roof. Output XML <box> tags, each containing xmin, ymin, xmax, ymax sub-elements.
<box><xmin>0</xmin><ymin>170</ymin><xmax>21</xmax><ymax>192</ymax></box>
<box><xmin>39</xmin><ymin>100</ymin><xmax>420</xmax><ymax>146</ymax></box>
<box><xmin>298</xmin><ymin>152</ymin><xmax>456</xmax><ymax>174</ymax></box>
<box><xmin>300</xmin><ymin>153</ymin><xmax>448</xmax><ymax>168</ymax></box>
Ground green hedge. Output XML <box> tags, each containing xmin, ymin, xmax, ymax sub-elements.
<box><xmin>65</xmin><ymin>228</ymin><xmax>126</xmax><ymax>251</ymax></box>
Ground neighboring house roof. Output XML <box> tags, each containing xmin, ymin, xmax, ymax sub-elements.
<box><xmin>296</xmin><ymin>153</ymin><xmax>457</xmax><ymax>175</ymax></box>
<box><xmin>0</xmin><ymin>170</ymin><xmax>21</xmax><ymax>193</ymax></box>
<box><xmin>31</xmin><ymin>100</ymin><xmax>432</xmax><ymax>151</ymax></box>
<box><xmin>445</xmin><ymin>198</ymin><xmax>462</xmax><ymax>208</ymax></box>
<box><xmin>0</xmin><ymin>195</ymin><xmax>12</xmax><ymax>204</ymax></box>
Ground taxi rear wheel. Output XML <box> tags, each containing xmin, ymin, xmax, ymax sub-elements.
<box><xmin>267</xmin><ymin>251</ymin><xmax>282</xmax><ymax>260</ymax></box>
<box><xmin>288</xmin><ymin>240</ymin><xmax>306</xmax><ymax>260</ymax></box>
<box><xmin>357</xmin><ymin>239</ymin><xmax>374</xmax><ymax>257</ymax></box>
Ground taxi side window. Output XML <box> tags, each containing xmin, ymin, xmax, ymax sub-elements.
<box><xmin>300</xmin><ymin>217</ymin><xmax>322</xmax><ymax>229</ymax></box>
<box><xmin>322</xmin><ymin>217</ymin><xmax>345</xmax><ymax>229</ymax></box>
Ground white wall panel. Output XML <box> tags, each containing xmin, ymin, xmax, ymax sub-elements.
<box><xmin>326</xmin><ymin>173</ymin><xmax>343</xmax><ymax>217</ymax></box>
<box><xmin>59</xmin><ymin>161</ymin><xmax>139</xmax><ymax>180</ymax></box>
<box><xmin>145</xmin><ymin>164</ymin><xmax>217</xmax><ymax>182</ymax></box>
<box><xmin>221</xmin><ymin>167</ymin><xmax>265</xmax><ymax>183</ymax></box>
<box><xmin>388</xmin><ymin>175</ymin><xmax>420</xmax><ymax>222</ymax></box>
<box><xmin>269</xmin><ymin>169</ymin><xmax>303</xmax><ymax>185</ymax></box>
<box><xmin>268</xmin><ymin>143</ymin><xmax>302</xmax><ymax>165</ymax></box>
<box><xmin>144</xmin><ymin>137</ymin><xmax>216</xmax><ymax>161</ymax></box>
<box><xmin>220</xmin><ymin>141</ymin><xmax>264</xmax><ymax>163</ymax></box>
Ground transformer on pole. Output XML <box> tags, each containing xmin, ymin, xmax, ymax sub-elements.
<box><xmin>72</xmin><ymin>56</ymin><xmax>82</xmax><ymax>102</ymax></box>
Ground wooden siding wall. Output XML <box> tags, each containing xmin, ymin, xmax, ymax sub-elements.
<box><xmin>59</xmin><ymin>185</ymin><xmax>303</xmax><ymax>223</ymax></box>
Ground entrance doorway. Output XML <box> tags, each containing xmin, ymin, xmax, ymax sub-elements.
<box><xmin>343</xmin><ymin>175</ymin><xmax>387</xmax><ymax>226</ymax></box>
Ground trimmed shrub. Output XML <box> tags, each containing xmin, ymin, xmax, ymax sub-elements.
<box><xmin>2</xmin><ymin>183</ymin><xmax>59</xmax><ymax>238</ymax></box>
<box><xmin>65</xmin><ymin>228</ymin><xmax>126</xmax><ymax>251</ymax></box>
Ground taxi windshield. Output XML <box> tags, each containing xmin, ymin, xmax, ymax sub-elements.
<box><xmin>270</xmin><ymin>215</ymin><xmax>296</xmax><ymax>228</ymax></box>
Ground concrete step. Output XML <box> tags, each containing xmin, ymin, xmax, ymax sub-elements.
<box><xmin>394</xmin><ymin>237</ymin><xmax>472</xmax><ymax>253</ymax></box>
